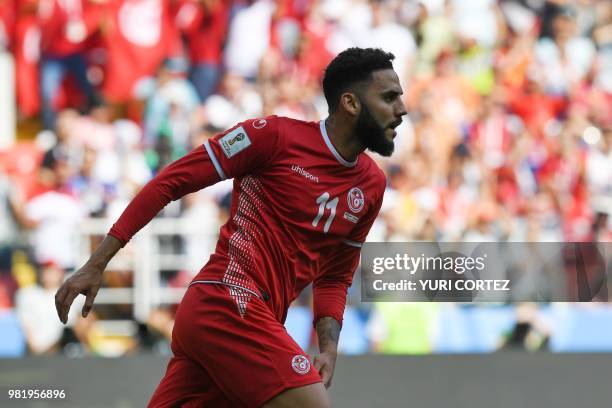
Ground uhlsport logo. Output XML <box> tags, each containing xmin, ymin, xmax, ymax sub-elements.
<box><xmin>347</xmin><ymin>187</ymin><xmax>365</xmax><ymax>213</ymax></box>
<box><xmin>291</xmin><ymin>164</ymin><xmax>319</xmax><ymax>183</ymax></box>
<box><xmin>291</xmin><ymin>355</ymin><xmax>311</xmax><ymax>375</ymax></box>
<box><xmin>252</xmin><ymin>119</ymin><xmax>267</xmax><ymax>129</ymax></box>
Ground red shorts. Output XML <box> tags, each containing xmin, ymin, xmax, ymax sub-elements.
<box><xmin>148</xmin><ymin>283</ymin><xmax>321</xmax><ymax>407</ymax></box>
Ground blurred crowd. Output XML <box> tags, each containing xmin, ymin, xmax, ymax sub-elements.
<box><xmin>0</xmin><ymin>0</ymin><xmax>611</xmax><ymax>357</ymax></box>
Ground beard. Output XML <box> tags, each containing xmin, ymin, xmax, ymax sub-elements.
<box><xmin>355</xmin><ymin>101</ymin><xmax>395</xmax><ymax>157</ymax></box>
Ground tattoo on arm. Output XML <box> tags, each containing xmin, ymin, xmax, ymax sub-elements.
<box><xmin>316</xmin><ymin>317</ymin><xmax>341</xmax><ymax>353</ymax></box>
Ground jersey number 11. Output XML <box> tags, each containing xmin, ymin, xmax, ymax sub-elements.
<box><xmin>312</xmin><ymin>192</ymin><xmax>338</xmax><ymax>233</ymax></box>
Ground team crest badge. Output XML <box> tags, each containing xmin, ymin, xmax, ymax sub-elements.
<box><xmin>252</xmin><ymin>119</ymin><xmax>267</xmax><ymax>129</ymax></box>
<box><xmin>291</xmin><ymin>355</ymin><xmax>311</xmax><ymax>375</ymax></box>
<box><xmin>347</xmin><ymin>187</ymin><xmax>365</xmax><ymax>213</ymax></box>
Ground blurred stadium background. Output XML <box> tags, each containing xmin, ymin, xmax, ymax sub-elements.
<box><xmin>0</xmin><ymin>0</ymin><xmax>611</xmax><ymax>406</ymax></box>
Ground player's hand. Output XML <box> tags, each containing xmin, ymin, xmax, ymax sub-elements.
<box><xmin>55</xmin><ymin>263</ymin><xmax>104</xmax><ymax>324</ymax></box>
<box><xmin>313</xmin><ymin>350</ymin><xmax>337</xmax><ymax>389</ymax></box>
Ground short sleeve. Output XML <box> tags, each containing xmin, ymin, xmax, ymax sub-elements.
<box><xmin>204</xmin><ymin>116</ymin><xmax>281</xmax><ymax>180</ymax></box>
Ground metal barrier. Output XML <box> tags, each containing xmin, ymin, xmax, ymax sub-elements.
<box><xmin>78</xmin><ymin>218</ymin><xmax>217</xmax><ymax>322</ymax></box>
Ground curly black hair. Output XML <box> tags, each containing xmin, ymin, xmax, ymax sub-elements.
<box><xmin>322</xmin><ymin>47</ymin><xmax>395</xmax><ymax>112</ymax></box>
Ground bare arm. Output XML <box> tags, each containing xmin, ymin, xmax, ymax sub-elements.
<box><xmin>85</xmin><ymin>234</ymin><xmax>124</xmax><ymax>268</ymax></box>
<box><xmin>54</xmin><ymin>235</ymin><xmax>123</xmax><ymax>324</ymax></box>
<box><xmin>316</xmin><ymin>316</ymin><xmax>341</xmax><ymax>354</ymax></box>
<box><xmin>314</xmin><ymin>316</ymin><xmax>341</xmax><ymax>388</ymax></box>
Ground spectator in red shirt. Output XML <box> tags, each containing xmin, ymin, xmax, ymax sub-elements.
<box><xmin>177</xmin><ymin>0</ymin><xmax>229</xmax><ymax>102</ymax></box>
<box><xmin>38</xmin><ymin>0</ymin><xmax>102</xmax><ymax>130</ymax></box>
<box><xmin>14</xmin><ymin>0</ymin><xmax>41</xmax><ymax>117</ymax></box>
<box><xmin>506</xmin><ymin>74</ymin><xmax>566</xmax><ymax>137</ymax></box>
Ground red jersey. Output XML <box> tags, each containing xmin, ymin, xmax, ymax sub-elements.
<box><xmin>39</xmin><ymin>0</ymin><xmax>99</xmax><ymax>56</ymax></box>
<box><xmin>110</xmin><ymin>116</ymin><xmax>385</xmax><ymax>325</ymax></box>
<box><xmin>176</xmin><ymin>0</ymin><xmax>229</xmax><ymax>65</ymax></box>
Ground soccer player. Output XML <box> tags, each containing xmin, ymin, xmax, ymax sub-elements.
<box><xmin>55</xmin><ymin>47</ymin><xmax>407</xmax><ymax>407</ymax></box>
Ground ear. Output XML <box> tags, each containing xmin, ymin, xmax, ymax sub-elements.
<box><xmin>339</xmin><ymin>92</ymin><xmax>360</xmax><ymax>116</ymax></box>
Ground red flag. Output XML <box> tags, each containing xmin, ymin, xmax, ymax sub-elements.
<box><xmin>14</xmin><ymin>14</ymin><xmax>40</xmax><ymax>117</ymax></box>
<box><xmin>101</xmin><ymin>0</ymin><xmax>180</xmax><ymax>102</ymax></box>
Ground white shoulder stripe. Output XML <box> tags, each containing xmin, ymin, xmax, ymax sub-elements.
<box><xmin>342</xmin><ymin>239</ymin><xmax>363</xmax><ymax>248</ymax></box>
<box><xmin>204</xmin><ymin>140</ymin><xmax>227</xmax><ymax>180</ymax></box>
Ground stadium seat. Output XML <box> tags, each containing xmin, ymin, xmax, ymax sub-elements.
<box><xmin>1</xmin><ymin>142</ymin><xmax>42</xmax><ymax>176</ymax></box>
<box><xmin>0</xmin><ymin>311</ymin><xmax>26</xmax><ymax>357</ymax></box>
<box><xmin>338</xmin><ymin>307</ymin><xmax>369</xmax><ymax>355</ymax></box>
<box><xmin>284</xmin><ymin>306</ymin><xmax>312</xmax><ymax>351</ymax></box>
<box><xmin>435</xmin><ymin>305</ymin><xmax>516</xmax><ymax>353</ymax></box>
<box><xmin>548</xmin><ymin>305</ymin><xmax>612</xmax><ymax>352</ymax></box>
<box><xmin>1</xmin><ymin>142</ymin><xmax>42</xmax><ymax>199</ymax></box>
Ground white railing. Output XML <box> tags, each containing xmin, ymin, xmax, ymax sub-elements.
<box><xmin>78</xmin><ymin>218</ymin><xmax>218</xmax><ymax>322</ymax></box>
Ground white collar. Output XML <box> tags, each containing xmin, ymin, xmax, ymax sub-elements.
<box><xmin>319</xmin><ymin>120</ymin><xmax>358</xmax><ymax>167</ymax></box>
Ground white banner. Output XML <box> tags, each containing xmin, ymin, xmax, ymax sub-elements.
<box><xmin>0</xmin><ymin>51</ymin><xmax>15</xmax><ymax>149</ymax></box>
